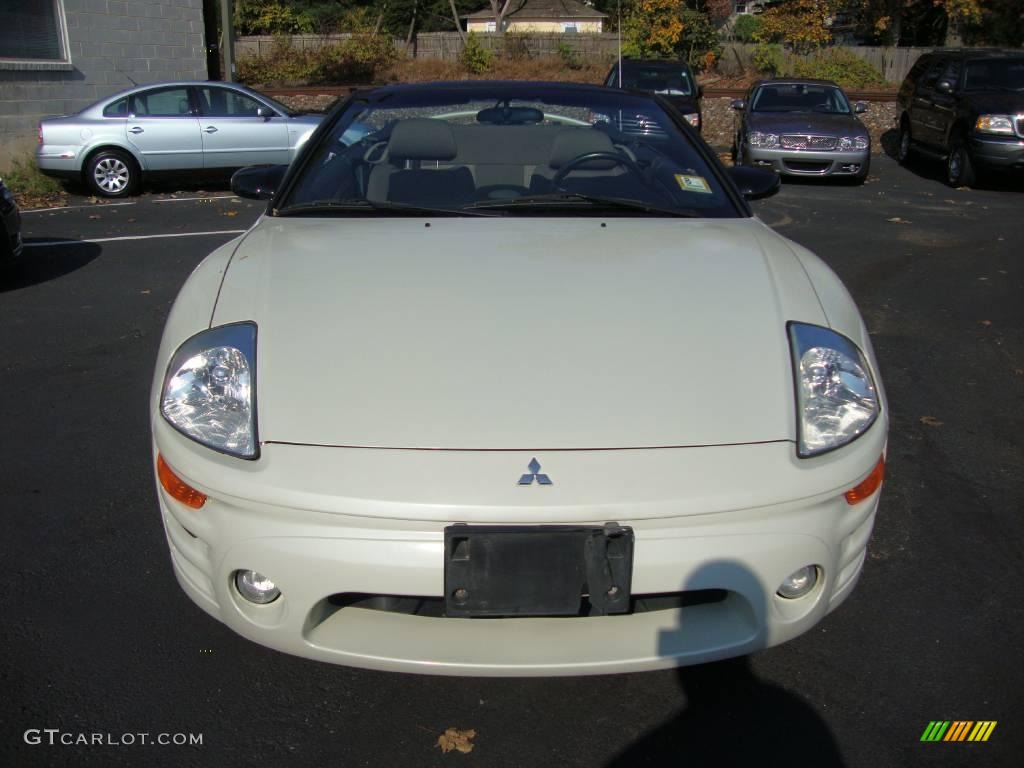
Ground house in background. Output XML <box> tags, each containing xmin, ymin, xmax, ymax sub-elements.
<box><xmin>463</xmin><ymin>0</ymin><xmax>607</xmax><ymax>34</ymax></box>
<box><xmin>0</xmin><ymin>0</ymin><xmax>210</xmax><ymax>165</ymax></box>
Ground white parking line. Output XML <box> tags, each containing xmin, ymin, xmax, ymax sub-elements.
<box><xmin>21</xmin><ymin>202</ymin><xmax>137</xmax><ymax>214</ymax></box>
<box><xmin>152</xmin><ymin>195</ymin><xmax>239</xmax><ymax>203</ymax></box>
<box><xmin>23</xmin><ymin>230</ymin><xmax>247</xmax><ymax>247</ymax></box>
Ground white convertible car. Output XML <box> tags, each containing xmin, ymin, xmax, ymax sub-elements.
<box><xmin>151</xmin><ymin>81</ymin><xmax>887</xmax><ymax>676</ymax></box>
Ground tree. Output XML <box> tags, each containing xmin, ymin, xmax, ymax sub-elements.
<box><xmin>622</xmin><ymin>0</ymin><xmax>685</xmax><ymax>58</ymax></box>
<box><xmin>753</xmin><ymin>0</ymin><xmax>844</xmax><ymax>54</ymax></box>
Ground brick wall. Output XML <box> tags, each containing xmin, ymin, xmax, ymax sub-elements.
<box><xmin>0</xmin><ymin>0</ymin><xmax>208</xmax><ymax>163</ymax></box>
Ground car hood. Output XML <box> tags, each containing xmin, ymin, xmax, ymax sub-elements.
<box><xmin>659</xmin><ymin>94</ymin><xmax>700</xmax><ymax>114</ymax></box>
<box><xmin>962</xmin><ymin>91</ymin><xmax>1024</xmax><ymax>115</ymax></box>
<box><xmin>748</xmin><ymin>112</ymin><xmax>866</xmax><ymax>137</ymax></box>
<box><xmin>212</xmin><ymin>217</ymin><xmax>827</xmax><ymax>450</ymax></box>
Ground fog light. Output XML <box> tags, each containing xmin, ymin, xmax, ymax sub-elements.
<box><xmin>234</xmin><ymin>570</ymin><xmax>281</xmax><ymax>604</ymax></box>
<box><xmin>777</xmin><ymin>566</ymin><xmax>819</xmax><ymax>599</ymax></box>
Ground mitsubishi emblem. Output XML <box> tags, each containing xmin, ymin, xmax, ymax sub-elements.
<box><xmin>518</xmin><ymin>457</ymin><xmax>552</xmax><ymax>486</ymax></box>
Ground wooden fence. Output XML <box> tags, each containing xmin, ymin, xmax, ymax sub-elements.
<box><xmin>236</xmin><ymin>34</ymin><xmax>937</xmax><ymax>83</ymax></box>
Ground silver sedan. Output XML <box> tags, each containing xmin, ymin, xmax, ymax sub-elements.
<box><xmin>731</xmin><ymin>79</ymin><xmax>871</xmax><ymax>184</ymax></box>
<box><xmin>36</xmin><ymin>81</ymin><xmax>322</xmax><ymax>197</ymax></box>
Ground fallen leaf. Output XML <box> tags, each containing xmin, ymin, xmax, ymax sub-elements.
<box><xmin>436</xmin><ymin>728</ymin><xmax>476</xmax><ymax>754</ymax></box>
<box><xmin>919</xmin><ymin>416</ymin><xmax>943</xmax><ymax>427</ymax></box>
<box><xmin>1013</xmin><ymin>369</ymin><xmax>1024</xmax><ymax>377</ymax></box>
<box><xmin>88</xmin><ymin>214</ymin><xmax>101</xmax><ymax>220</ymax></box>
<box><xmin>140</xmin><ymin>289</ymin><xmax>151</xmax><ymax>295</ymax></box>
<box><xmin>222</xmin><ymin>209</ymin><xmax>239</xmax><ymax>217</ymax></box>
<box><xmin>980</xmin><ymin>320</ymin><xmax>992</xmax><ymax>327</ymax></box>
<box><xmin>127</xmin><ymin>217</ymin><xmax>136</xmax><ymax>223</ymax></box>
<box><xmin>886</xmin><ymin>217</ymin><xmax>910</xmax><ymax>224</ymax></box>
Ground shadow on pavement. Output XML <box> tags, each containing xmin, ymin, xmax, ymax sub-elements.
<box><xmin>606</xmin><ymin>560</ymin><xmax>845</xmax><ymax>768</ymax></box>
<box><xmin>1</xmin><ymin>239</ymin><xmax>101</xmax><ymax>292</ymax></box>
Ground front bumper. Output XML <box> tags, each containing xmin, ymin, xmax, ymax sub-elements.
<box><xmin>969</xmin><ymin>133</ymin><xmax>1024</xmax><ymax>170</ymax></box>
<box><xmin>745</xmin><ymin>146</ymin><xmax>870</xmax><ymax>177</ymax></box>
<box><xmin>154</xmin><ymin>418</ymin><xmax>886</xmax><ymax>676</ymax></box>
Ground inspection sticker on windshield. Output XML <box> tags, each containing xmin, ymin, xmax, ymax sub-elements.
<box><xmin>675</xmin><ymin>174</ymin><xmax>712</xmax><ymax>194</ymax></box>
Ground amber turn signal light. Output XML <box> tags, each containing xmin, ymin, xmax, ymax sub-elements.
<box><xmin>157</xmin><ymin>454</ymin><xmax>207</xmax><ymax>509</ymax></box>
<box><xmin>844</xmin><ymin>456</ymin><xmax>885</xmax><ymax>505</ymax></box>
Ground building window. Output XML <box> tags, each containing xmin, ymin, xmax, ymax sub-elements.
<box><xmin>562</xmin><ymin>22</ymin><xmax>580</xmax><ymax>33</ymax></box>
<box><xmin>0</xmin><ymin>0</ymin><xmax>71</xmax><ymax>68</ymax></box>
<box><xmin>484</xmin><ymin>21</ymin><xmax>497</xmax><ymax>32</ymax></box>
<box><xmin>735</xmin><ymin>2</ymin><xmax>749</xmax><ymax>13</ymax></box>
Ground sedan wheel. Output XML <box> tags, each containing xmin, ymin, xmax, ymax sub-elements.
<box><xmin>87</xmin><ymin>150</ymin><xmax>136</xmax><ymax>198</ymax></box>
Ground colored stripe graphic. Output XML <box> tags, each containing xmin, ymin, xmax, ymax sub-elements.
<box><xmin>968</xmin><ymin>722</ymin><xmax>997</xmax><ymax>742</ymax></box>
<box><xmin>920</xmin><ymin>721</ymin><xmax>997</xmax><ymax>742</ymax></box>
<box><xmin>921</xmin><ymin>722</ymin><xmax>950</xmax><ymax>742</ymax></box>
<box><xmin>944</xmin><ymin>721</ymin><xmax>972</xmax><ymax>741</ymax></box>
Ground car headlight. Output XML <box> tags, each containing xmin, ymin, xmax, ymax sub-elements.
<box><xmin>974</xmin><ymin>115</ymin><xmax>1014</xmax><ymax>135</ymax></box>
<box><xmin>789</xmin><ymin>323</ymin><xmax>879</xmax><ymax>458</ymax></box>
<box><xmin>838</xmin><ymin>137</ymin><xmax>869</xmax><ymax>150</ymax></box>
<box><xmin>161</xmin><ymin>322</ymin><xmax>258</xmax><ymax>459</ymax></box>
<box><xmin>749</xmin><ymin>131</ymin><xmax>779</xmax><ymax>148</ymax></box>
<box><xmin>683</xmin><ymin>112</ymin><xmax>700</xmax><ymax>128</ymax></box>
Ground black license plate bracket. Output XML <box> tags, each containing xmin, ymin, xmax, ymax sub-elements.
<box><xmin>443</xmin><ymin>524</ymin><xmax>634</xmax><ymax>617</ymax></box>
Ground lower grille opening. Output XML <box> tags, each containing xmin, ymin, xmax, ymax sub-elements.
<box><xmin>783</xmin><ymin>160</ymin><xmax>831</xmax><ymax>173</ymax></box>
<box><xmin>323</xmin><ymin>589</ymin><xmax>728</xmax><ymax>619</ymax></box>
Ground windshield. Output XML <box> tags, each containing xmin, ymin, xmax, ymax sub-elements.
<box><xmin>963</xmin><ymin>59</ymin><xmax>1024</xmax><ymax>92</ymax></box>
<box><xmin>751</xmin><ymin>84</ymin><xmax>851</xmax><ymax>114</ymax></box>
<box><xmin>279</xmin><ymin>84</ymin><xmax>737</xmax><ymax>218</ymax></box>
<box><xmin>622</xmin><ymin>67</ymin><xmax>694</xmax><ymax>96</ymax></box>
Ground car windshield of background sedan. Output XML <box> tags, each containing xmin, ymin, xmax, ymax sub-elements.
<box><xmin>751</xmin><ymin>84</ymin><xmax>852</xmax><ymax>115</ymax></box>
<box><xmin>621</xmin><ymin>67</ymin><xmax>694</xmax><ymax>96</ymax></box>
<box><xmin>278</xmin><ymin>85</ymin><xmax>735</xmax><ymax>219</ymax></box>
<box><xmin>963</xmin><ymin>58</ymin><xmax>1024</xmax><ymax>91</ymax></box>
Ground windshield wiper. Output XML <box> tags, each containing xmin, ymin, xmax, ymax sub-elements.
<box><xmin>276</xmin><ymin>199</ymin><xmax>497</xmax><ymax>217</ymax></box>
<box><xmin>464</xmin><ymin>193</ymin><xmax>701</xmax><ymax>217</ymax></box>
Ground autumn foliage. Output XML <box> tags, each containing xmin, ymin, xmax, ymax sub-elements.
<box><xmin>754</xmin><ymin>0</ymin><xmax>844</xmax><ymax>53</ymax></box>
<box><xmin>622</xmin><ymin>0</ymin><xmax>685</xmax><ymax>58</ymax></box>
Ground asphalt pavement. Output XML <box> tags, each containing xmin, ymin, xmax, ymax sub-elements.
<box><xmin>1</xmin><ymin>157</ymin><xmax>1022</xmax><ymax>768</ymax></box>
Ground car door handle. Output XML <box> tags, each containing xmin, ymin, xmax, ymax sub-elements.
<box><xmin>128</xmin><ymin>126</ymin><xmax>144</xmax><ymax>134</ymax></box>
<box><xmin>203</xmin><ymin>126</ymin><xmax>218</xmax><ymax>133</ymax></box>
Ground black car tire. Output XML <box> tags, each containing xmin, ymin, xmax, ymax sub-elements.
<box><xmin>86</xmin><ymin>149</ymin><xmax>138</xmax><ymax>198</ymax></box>
<box><xmin>946</xmin><ymin>139</ymin><xmax>977</xmax><ymax>188</ymax></box>
<box><xmin>897</xmin><ymin>121</ymin><xmax>913</xmax><ymax>164</ymax></box>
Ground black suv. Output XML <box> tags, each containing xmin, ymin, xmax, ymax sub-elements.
<box><xmin>896</xmin><ymin>49</ymin><xmax>1024</xmax><ymax>187</ymax></box>
<box><xmin>604</xmin><ymin>59</ymin><xmax>704</xmax><ymax>131</ymax></box>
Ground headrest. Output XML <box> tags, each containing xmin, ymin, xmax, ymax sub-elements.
<box><xmin>548</xmin><ymin>128</ymin><xmax>617</xmax><ymax>170</ymax></box>
<box><xmin>388</xmin><ymin>118</ymin><xmax>458</xmax><ymax>162</ymax></box>
<box><xmin>476</xmin><ymin>106</ymin><xmax>544</xmax><ymax>125</ymax></box>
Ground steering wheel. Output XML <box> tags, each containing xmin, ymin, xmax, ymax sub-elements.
<box><xmin>552</xmin><ymin>151</ymin><xmax>644</xmax><ymax>188</ymax></box>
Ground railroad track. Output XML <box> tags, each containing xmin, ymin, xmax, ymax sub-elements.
<box><xmin>262</xmin><ymin>84</ymin><xmax>899</xmax><ymax>102</ymax></box>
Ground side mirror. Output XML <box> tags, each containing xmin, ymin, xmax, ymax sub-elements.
<box><xmin>730</xmin><ymin>99</ymin><xmax>746</xmax><ymax>111</ymax></box>
<box><xmin>256</xmin><ymin>106</ymin><xmax>272</xmax><ymax>121</ymax></box>
<box><xmin>854</xmin><ymin>101</ymin><xmax>868</xmax><ymax>114</ymax></box>
<box><xmin>231</xmin><ymin>164</ymin><xmax>287</xmax><ymax>200</ymax></box>
<box><xmin>728</xmin><ymin>165</ymin><xmax>780</xmax><ymax>200</ymax></box>
<box><xmin>936</xmin><ymin>80</ymin><xmax>954</xmax><ymax>94</ymax></box>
